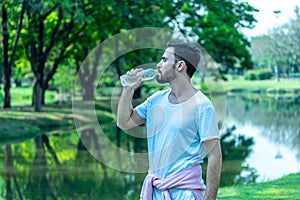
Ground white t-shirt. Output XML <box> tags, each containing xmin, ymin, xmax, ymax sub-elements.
<box><xmin>135</xmin><ymin>88</ymin><xmax>219</xmax><ymax>199</ymax></box>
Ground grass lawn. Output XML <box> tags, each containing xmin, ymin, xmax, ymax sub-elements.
<box><xmin>192</xmin><ymin>75</ymin><xmax>300</xmax><ymax>94</ymax></box>
<box><xmin>218</xmin><ymin>172</ymin><xmax>300</xmax><ymax>199</ymax></box>
<box><xmin>0</xmin><ymin>104</ymin><xmax>76</xmax><ymax>143</ymax></box>
<box><xmin>9</xmin><ymin>86</ymin><xmax>57</xmax><ymax>106</ymax></box>
<box><xmin>222</xmin><ymin>76</ymin><xmax>300</xmax><ymax>93</ymax></box>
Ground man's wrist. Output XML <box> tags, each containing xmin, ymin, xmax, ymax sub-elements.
<box><xmin>122</xmin><ymin>86</ymin><xmax>135</xmax><ymax>95</ymax></box>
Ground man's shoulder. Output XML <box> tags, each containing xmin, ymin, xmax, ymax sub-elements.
<box><xmin>148</xmin><ymin>88</ymin><xmax>170</xmax><ymax>100</ymax></box>
<box><xmin>194</xmin><ymin>91</ymin><xmax>214</xmax><ymax>111</ymax></box>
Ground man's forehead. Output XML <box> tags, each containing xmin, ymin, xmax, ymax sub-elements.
<box><xmin>163</xmin><ymin>47</ymin><xmax>174</xmax><ymax>56</ymax></box>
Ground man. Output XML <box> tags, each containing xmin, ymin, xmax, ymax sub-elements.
<box><xmin>117</xmin><ymin>41</ymin><xmax>222</xmax><ymax>200</ymax></box>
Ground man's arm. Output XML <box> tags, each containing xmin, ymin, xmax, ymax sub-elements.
<box><xmin>117</xmin><ymin>74</ymin><xmax>145</xmax><ymax>130</ymax></box>
<box><xmin>203</xmin><ymin>138</ymin><xmax>222</xmax><ymax>200</ymax></box>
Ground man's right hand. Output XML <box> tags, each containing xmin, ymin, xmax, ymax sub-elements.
<box><xmin>123</xmin><ymin>68</ymin><xmax>144</xmax><ymax>90</ymax></box>
<box><xmin>117</xmin><ymin>68</ymin><xmax>146</xmax><ymax>130</ymax></box>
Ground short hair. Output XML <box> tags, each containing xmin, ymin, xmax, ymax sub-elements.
<box><xmin>167</xmin><ymin>41</ymin><xmax>201</xmax><ymax>78</ymax></box>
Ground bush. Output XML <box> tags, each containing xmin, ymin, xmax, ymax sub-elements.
<box><xmin>244</xmin><ymin>69</ymin><xmax>273</xmax><ymax>80</ymax></box>
<box><xmin>244</xmin><ymin>70</ymin><xmax>258</xmax><ymax>80</ymax></box>
<box><xmin>257</xmin><ymin>68</ymin><xmax>273</xmax><ymax>80</ymax></box>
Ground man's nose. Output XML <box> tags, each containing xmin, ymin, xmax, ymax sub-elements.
<box><xmin>157</xmin><ymin>60</ymin><xmax>162</xmax><ymax>68</ymax></box>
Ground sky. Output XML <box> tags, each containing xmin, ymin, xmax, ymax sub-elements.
<box><xmin>241</xmin><ymin>0</ymin><xmax>300</xmax><ymax>37</ymax></box>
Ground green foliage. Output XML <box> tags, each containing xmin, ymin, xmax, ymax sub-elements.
<box><xmin>245</xmin><ymin>69</ymin><xmax>273</xmax><ymax>80</ymax></box>
<box><xmin>178</xmin><ymin>0</ymin><xmax>257</xmax><ymax>72</ymax></box>
<box><xmin>244</xmin><ymin>70</ymin><xmax>258</xmax><ymax>80</ymax></box>
<box><xmin>3</xmin><ymin>0</ymin><xmax>258</xmax><ymax>108</ymax></box>
<box><xmin>257</xmin><ymin>68</ymin><xmax>273</xmax><ymax>80</ymax></box>
<box><xmin>200</xmin><ymin>82</ymin><xmax>210</xmax><ymax>95</ymax></box>
<box><xmin>13</xmin><ymin>57</ymin><xmax>33</xmax><ymax>86</ymax></box>
<box><xmin>250</xmin><ymin>7</ymin><xmax>300</xmax><ymax>79</ymax></box>
<box><xmin>50</xmin><ymin>60</ymin><xmax>76</xmax><ymax>93</ymax></box>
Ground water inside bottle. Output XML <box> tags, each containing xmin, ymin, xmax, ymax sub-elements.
<box><xmin>120</xmin><ymin>68</ymin><xmax>157</xmax><ymax>86</ymax></box>
<box><xmin>142</xmin><ymin>69</ymin><xmax>157</xmax><ymax>81</ymax></box>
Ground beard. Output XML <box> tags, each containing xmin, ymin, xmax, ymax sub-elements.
<box><xmin>157</xmin><ymin>64</ymin><xmax>176</xmax><ymax>84</ymax></box>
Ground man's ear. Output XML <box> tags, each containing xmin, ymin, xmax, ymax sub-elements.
<box><xmin>177</xmin><ymin>61</ymin><xmax>185</xmax><ymax>72</ymax></box>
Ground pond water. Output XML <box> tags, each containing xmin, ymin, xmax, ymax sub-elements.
<box><xmin>0</xmin><ymin>93</ymin><xmax>299</xmax><ymax>199</ymax></box>
<box><xmin>224</xmin><ymin>93</ymin><xmax>300</xmax><ymax>182</ymax></box>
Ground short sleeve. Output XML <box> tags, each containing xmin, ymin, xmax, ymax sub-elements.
<box><xmin>197</xmin><ymin>106</ymin><xmax>220</xmax><ymax>142</ymax></box>
<box><xmin>134</xmin><ymin>90</ymin><xmax>167</xmax><ymax>120</ymax></box>
<box><xmin>135</xmin><ymin>98</ymin><xmax>150</xmax><ymax>119</ymax></box>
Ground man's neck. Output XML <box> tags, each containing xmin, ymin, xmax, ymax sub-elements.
<box><xmin>169</xmin><ymin>78</ymin><xmax>197</xmax><ymax>103</ymax></box>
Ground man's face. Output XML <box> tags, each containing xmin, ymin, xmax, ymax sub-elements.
<box><xmin>156</xmin><ymin>47</ymin><xmax>177</xmax><ymax>84</ymax></box>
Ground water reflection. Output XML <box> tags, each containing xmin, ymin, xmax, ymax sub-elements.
<box><xmin>9</xmin><ymin>94</ymin><xmax>300</xmax><ymax>198</ymax></box>
<box><xmin>218</xmin><ymin>126</ymin><xmax>258</xmax><ymax>186</ymax></box>
<box><xmin>1</xmin><ymin>134</ymin><xmax>145</xmax><ymax>199</ymax></box>
<box><xmin>1</xmin><ymin>124</ymin><xmax>256</xmax><ymax>199</ymax></box>
<box><xmin>225</xmin><ymin>93</ymin><xmax>300</xmax><ymax>181</ymax></box>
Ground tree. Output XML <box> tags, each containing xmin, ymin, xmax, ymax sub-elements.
<box><xmin>169</xmin><ymin>0</ymin><xmax>257</xmax><ymax>74</ymax></box>
<box><xmin>21</xmin><ymin>0</ymin><xmax>91</xmax><ymax>111</ymax></box>
<box><xmin>249</xmin><ymin>36</ymin><xmax>273</xmax><ymax>69</ymax></box>
<box><xmin>3</xmin><ymin>0</ymin><xmax>257</xmax><ymax>111</ymax></box>
<box><xmin>250</xmin><ymin>6</ymin><xmax>300</xmax><ymax>81</ymax></box>
<box><xmin>67</xmin><ymin>0</ymin><xmax>174</xmax><ymax>101</ymax></box>
<box><xmin>285</xmin><ymin>6</ymin><xmax>300</xmax><ymax>80</ymax></box>
<box><xmin>1</xmin><ymin>0</ymin><xmax>27</xmax><ymax>108</ymax></box>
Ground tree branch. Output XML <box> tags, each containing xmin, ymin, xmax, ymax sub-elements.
<box><xmin>43</xmin><ymin>22</ymin><xmax>87</xmax><ymax>87</ymax></box>
<box><xmin>38</xmin><ymin>14</ymin><xmax>44</xmax><ymax>57</ymax></box>
<box><xmin>44</xmin><ymin>5</ymin><xmax>63</xmax><ymax>57</ymax></box>
<box><xmin>2</xmin><ymin>3</ymin><xmax>9</xmax><ymax>68</ymax></box>
<box><xmin>41</xmin><ymin>2</ymin><xmax>60</xmax><ymax>20</ymax></box>
<box><xmin>25</xmin><ymin>43</ymin><xmax>37</xmax><ymax>76</ymax></box>
<box><xmin>90</xmin><ymin>42</ymin><xmax>103</xmax><ymax>81</ymax></box>
<box><xmin>9</xmin><ymin>0</ymin><xmax>27</xmax><ymax>67</ymax></box>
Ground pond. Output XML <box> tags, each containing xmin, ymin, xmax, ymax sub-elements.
<box><xmin>224</xmin><ymin>93</ymin><xmax>300</xmax><ymax>182</ymax></box>
<box><xmin>0</xmin><ymin>93</ymin><xmax>299</xmax><ymax>199</ymax></box>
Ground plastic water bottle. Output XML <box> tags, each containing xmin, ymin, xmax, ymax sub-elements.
<box><xmin>120</xmin><ymin>69</ymin><xmax>158</xmax><ymax>86</ymax></box>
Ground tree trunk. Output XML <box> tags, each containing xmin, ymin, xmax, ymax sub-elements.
<box><xmin>2</xmin><ymin>63</ymin><xmax>11</xmax><ymax>107</ymax></box>
<box><xmin>297</xmin><ymin>55</ymin><xmax>300</xmax><ymax>81</ymax></box>
<box><xmin>41</xmin><ymin>87</ymin><xmax>46</xmax><ymax>105</ymax></box>
<box><xmin>1</xmin><ymin>1</ymin><xmax>26</xmax><ymax>108</ymax></box>
<box><xmin>2</xmin><ymin>75</ymin><xmax>11</xmax><ymax>108</ymax></box>
<box><xmin>33</xmin><ymin>79</ymin><xmax>43</xmax><ymax>112</ymax></box>
<box><xmin>274</xmin><ymin>65</ymin><xmax>280</xmax><ymax>82</ymax></box>
<box><xmin>82</xmin><ymin>82</ymin><xmax>95</xmax><ymax>101</ymax></box>
<box><xmin>2</xmin><ymin>3</ymin><xmax>11</xmax><ymax>108</ymax></box>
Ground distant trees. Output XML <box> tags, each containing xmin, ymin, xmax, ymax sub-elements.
<box><xmin>21</xmin><ymin>0</ymin><xmax>96</xmax><ymax>111</ymax></box>
<box><xmin>250</xmin><ymin>6</ymin><xmax>300</xmax><ymax>81</ymax></box>
<box><xmin>1</xmin><ymin>0</ymin><xmax>258</xmax><ymax>110</ymax></box>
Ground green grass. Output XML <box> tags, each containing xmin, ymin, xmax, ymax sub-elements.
<box><xmin>192</xmin><ymin>75</ymin><xmax>300</xmax><ymax>94</ymax></box>
<box><xmin>218</xmin><ymin>173</ymin><xmax>300</xmax><ymax>199</ymax></box>
<box><xmin>0</xmin><ymin>104</ymin><xmax>76</xmax><ymax>143</ymax></box>
<box><xmin>0</xmin><ymin>86</ymin><xmax>57</xmax><ymax>106</ymax></box>
<box><xmin>222</xmin><ymin>77</ymin><xmax>300</xmax><ymax>94</ymax></box>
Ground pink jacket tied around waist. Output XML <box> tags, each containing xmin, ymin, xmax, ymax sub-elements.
<box><xmin>140</xmin><ymin>165</ymin><xmax>206</xmax><ymax>200</ymax></box>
